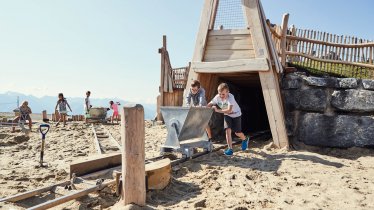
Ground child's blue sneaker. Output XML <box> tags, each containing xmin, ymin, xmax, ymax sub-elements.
<box><xmin>224</xmin><ymin>148</ymin><xmax>233</xmax><ymax>156</ymax></box>
<box><xmin>241</xmin><ymin>136</ymin><xmax>250</xmax><ymax>151</ymax></box>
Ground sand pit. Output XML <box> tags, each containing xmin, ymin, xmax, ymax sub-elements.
<box><xmin>1</xmin><ymin>122</ymin><xmax>374</xmax><ymax>209</ymax></box>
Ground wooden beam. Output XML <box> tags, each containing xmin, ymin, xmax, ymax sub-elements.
<box><xmin>0</xmin><ymin>181</ymin><xmax>71</xmax><ymax>203</ymax></box>
<box><xmin>208</xmin><ymin>0</ymin><xmax>219</xmax><ymax>30</ymax></box>
<box><xmin>70</xmin><ymin>153</ymin><xmax>121</xmax><ymax>178</ymax></box>
<box><xmin>286</xmin><ymin>51</ymin><xmax>374</xmax><ymax>69</ymax></box>
<box><xmin>91</xmin><ymin>125</ymin><xmax>103</xmax><ymax>154</ymax></box>
<box><xmin>1</xmin><ymin>164</ymin><xmax>123</xmax><ymax>204</ymax></box>
<box><xmin>242</xmin><ymin>0</ymin><xmax>289</xmax><ymax>149</ymax></box>
<box><xmin>287</xmin><ymin>35</ymin><xmax>374</xmax><ymax>48</ymax></box>
<box><xmin>121</xmin><ymin>104</ymin><xmax>146</xmax><ymax>206</ymax></box>
<box><xmin>207</xmin><ymin>38</ymin><xmax>253</xmax><ymax>46</ymax></box>
<box><xmin>184</xmin><ymin>0</ymin><xmax>216</xmax><ymax>106</ymax></box>
<box><xmin>107</xmin><ymin>129</ymin><xmax>122</xmax><ymax>150</ymax></box>
<box><xmin>280</xmin><ymin>13</ymin><xmax>290</xmax><ymax>66</ymax></box>
<box><xmin>209</xmin><ymin>29</ymin><xmax>251</xmax><ymax>36</ymax></box>
<box><xmin>28</xmin><ymin>180</ymin><xmax>116</xmax><ymax>210</ymax></box>
<box><xmin>191</xmin><ymin>58</ymin><xmax>269</xmax><ymax>73</ymax></box>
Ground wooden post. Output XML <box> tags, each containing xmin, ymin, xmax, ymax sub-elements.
<box><xmin>243</xmin><ymin>0</ymin><xmax>289</xmax><ymax>149</ymax></box>
<box><xmin>42</xmin><ymin>110</ymin><xmax>48</xmax><ymax>121</ymax></box>
<box><xmin>157</xmin><ymin>36</ymin><xmax>167</xmax><ymax>121</ymax></box>
<box><xmin>121</xmin><ymin>104</ymin><xmax>145</xmax><ymax>206</ymax></box>
<box><xmin>280</xmin><ymin>13</ymin><xmax>289</xmax><ymax>66</ymax></box>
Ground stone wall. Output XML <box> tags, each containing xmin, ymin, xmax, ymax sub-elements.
<box><xmin>281</xmin><ymin>72</ymin><xmax>374</xmax><ymax>148</ymax></box>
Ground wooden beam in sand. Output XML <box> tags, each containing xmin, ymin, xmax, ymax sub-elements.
<box><xmin>121</xmin><ymin>104</ymin><xmax>146</xmax><ymax>206</ymax></box>
<box><xmin>27</xmin><ymin>180</ymin><xmax>116</xmax><ymax>210</ymax></box>
<box><xmin>69</xmin><ymin>153</ymin><xmax>122</xmax><ymax>178</ymax></box>
<box><xmin>0</xmin><ymin>181</ymin><xmax>71</xmax><ymax>203</ymax></box>
<box><xmin>91</xmin><ymin>125</ymin><xmax>103</xmax><ymax>154</ymax></box>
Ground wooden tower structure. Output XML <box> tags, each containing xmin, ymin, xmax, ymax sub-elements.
<box><xmin>185</xmin><ymin>0</ymin><xmax>289</xmax><ymax>148</ymax></box>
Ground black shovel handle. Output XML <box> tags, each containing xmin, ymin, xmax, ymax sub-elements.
<box><xmin>39</xmin><ymin>124</ymin><xmax>50</xmax><ymax>139</ymax></box>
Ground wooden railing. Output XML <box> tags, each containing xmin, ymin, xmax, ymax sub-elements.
<box><xmin>172</xmin><ymin>66</ymin><xmax>189</xmax><ymax>89</ymax></box>
<box><xmin>269</xmin><ymin>16</ymin><xmax>374</xmax><ymax>78</ymax></box>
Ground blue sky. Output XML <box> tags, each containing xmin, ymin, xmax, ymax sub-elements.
<box><xmin>0</xmin><ymin>0</ymin><xmax>373</xmax><ymax>104</ymax></box>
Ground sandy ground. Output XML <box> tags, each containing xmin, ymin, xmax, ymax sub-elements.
<box><xmin>1</xmin><ymin>121</ymin><xmax>374</xmax><ymax>209</ymax></box>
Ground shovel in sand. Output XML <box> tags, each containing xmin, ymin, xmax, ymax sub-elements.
<box><xmin>39</xmin><ymin>124</ymin><xmax>50</xmax><ymax>167</ymax></box>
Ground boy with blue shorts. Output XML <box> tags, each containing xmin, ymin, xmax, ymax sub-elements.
<box><xmin>207</xmin><ymin>83</ymin><xmax>249</xmax><ymax>156</ymax></box>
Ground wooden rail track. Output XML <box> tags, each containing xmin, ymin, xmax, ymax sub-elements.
<box><xmin>0</xmin><ymin>130</ymin><xmax>270</xmax><ymax>209</ymax></box>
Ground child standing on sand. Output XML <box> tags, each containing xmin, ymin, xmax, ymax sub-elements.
<box><xmin>12</xmin><ymin>101</ymin><xmax>32</xmax><ymax>132</ymax></box>
<box><xmin>84</xmin><ymin>91</ymin><xmax>92</xmax><ymax>123</ymax></box>
<box><xmin>55</xmin><ymin>93</ymin><xmax>72</xmax><ymax>127</ymax></box>
<box><xmin>207</xmin><ymin>83</ymin><xmax>249</xmax><ymax>156</ymax></box>
<box><xmin>109</xmin><ymin>101</ymin><xmax>120</xmax><ymax>124</ymax></box>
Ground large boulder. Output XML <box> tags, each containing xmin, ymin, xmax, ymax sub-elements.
<box><xmin>282</xmin><ymin>90</ymin><xmax>299</xmax><ymax>111</ymax></box>
<box><xmin>282</xmin><ymin>73</ymin><xmax>302</xmax><ymax>89</ymax></box>
<box><xmin>297</xmin><ymin>113</ymin><xmax>374</xmax><ymax>148</ymax></box>
<box><xmin>298</xmin><ymin>89</ymin><xmax>327</xmax><ymax>112</ymax></box>
<box><xmin>362</xmin><ymin>79</ymin><xmax>374</xmax><ymax>90</ymax></box>
<box><xmin>302</xmin><ymin>76</ymin><xmax>337</xmax><ymax>88</ymax></box>
<box><xmin>336</xmin><ymin>78</ymin><xmax>358</xmax><ymax>89</ymax></box>
<box><xmin>331</xmin><ymin>90</ymin><xmax>374</xmax><ymax>112</ymax></box>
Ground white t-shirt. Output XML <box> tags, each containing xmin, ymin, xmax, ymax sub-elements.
<box><xmin>84</xmin><ymin>97</ymin><xmax>91</xmax><ymax>111</ymax></box>
<box><xmin>210</xmin><ymin>93</ymin><xmax>242</xmax><ymax>118</ymax></box>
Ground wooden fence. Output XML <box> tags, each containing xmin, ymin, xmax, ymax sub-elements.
<box><xmin>171</xmin><ymin>66</ymin><xmax>189</xmax><ymax>89</ymax></box>
<box><xmin>268</xmin><ymin>16</ymin><xmax>374</xmax><ymax>78</ymax></box>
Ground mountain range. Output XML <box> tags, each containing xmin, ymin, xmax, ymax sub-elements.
<box><xmin>0</xmin><ymin>92</ymin><xmax>156</xmax><ymax>120</ymax></box>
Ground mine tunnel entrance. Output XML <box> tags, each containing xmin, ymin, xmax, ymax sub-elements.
<box><xmin>203</xmin><ymin>73</ymin><xmax>271</xmax><ymax>139</ymax></box>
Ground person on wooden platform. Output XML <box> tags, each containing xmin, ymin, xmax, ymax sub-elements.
<box><xmin>55</xmin><ymin>93</ymin><xmax>72</xmax><ymax>127</ymax></box>
<box><xmin>12</xmin><ymin>101</ymin><xmax>32</xmax><ymax>132</ymax></box>
<box><xmin>207</xmin><ymin>83</ymin><xmax>250</xmax><ymax>156</ymax></box>
<box><xmin>84</xmin><ymin>91</ymin><xmax>92</xmax><ymax>123</ymax></box>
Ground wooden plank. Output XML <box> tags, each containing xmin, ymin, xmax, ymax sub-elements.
<box><xmin>243</xmin><ymin>0</ymin><xmax>289</xmax><ymax>149</ymax></box>
<box><xmin>205</xmin><ymin>49</ymin><xmax>255</xmax><ymax>56</ymax></box>
<box><xmin>207</xmin><ymin>38</ymin><xmax>252</xmax><ymax>46</ymax></box>
<box><xmin>206</xmin><ymin>43</ymin><xmax>254</xmax><ymax>50</ymax></box>
<box><xmin>208</xmin><ymin>34</ymin><xmax>252</xmax><ymax>40</ymax></box>
<box><xmin>121</xmin><ymin>104</ymin><xmax>146</xmax><ymax>206</ymax></box>
<box><xmin>106</xmin><ymin>128</ymin><xmax>122</xmax><ymax>150</ymax></box>
<box><xmin>209</xmin><ymin>29</ymin><xmax>251</xmax><ymax>36</ymax></box>
<box><xmin>28</xmin><ymin>180</ymin><xmax>116</xmax><ymax>210</ymax></box>
<box><xmin>184</xmin><ymin>0</ymin><xmax>216</xmax><ymax>106</ymax></box>
<box><xmin>69</xmin><ymin>153</ymin><xmax>121</xmax><ymax>178</ymax></box>
<box><xmin>208</xmin><ymin>0</ymin><xmax>219</xmax><ymax>30</ymax></box>
<box><xmin>287</xmin><ymin>35</ymin><xmax>374</xmax><ymax>48</ymax></box>
<box><xmin>191</xmin><ymin>58</ymin><xmax>269</xmax><ymax>73</ymax></box>
<box><xmin>286</xmin><ymin>51</ymin><xmax>374</xmax><ymax>69</ymax></box>
<box><xmin>91</xmin><ymin>126</ymin><xmax>103</xmax><ymax>154</ymax></box>
<box><xmin>259</xmin><ymin>3</ymin><xmax>284</xmax><ymax>73</ymax></box>
<box><xmin>0</xmin><ymin>181</ymin><xmax>71</xmax><ymax>203</ymax></box>
<box><xmin>280</xmin><ymin>13</ymin><xmax>289</xmax><ymax>66</ymax></box>
<box><xmin>204</xmin><ymin>53</ymin><xmax>256</xmax><ymax>62</ymax></box>
<box><xmin>2</xmin><ymin>164</ymin><xmax>122</xmax><ymax>203</ymax></box>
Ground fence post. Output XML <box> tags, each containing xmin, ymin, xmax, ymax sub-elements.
<box><xmin>281</xmin><ymin>13</ymin><xmax>290</xmax><ymax>66</ymax></box>
<box><xmin>121</xmin><ymin>104</ymin><xmax>146</xmax><ymax>206</ymax></box>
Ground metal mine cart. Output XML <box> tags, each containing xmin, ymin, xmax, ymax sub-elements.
<box><xmin>160</xmin><ymin>106</ymin><xmax>214</xmax><ymax>158</ymax></box>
